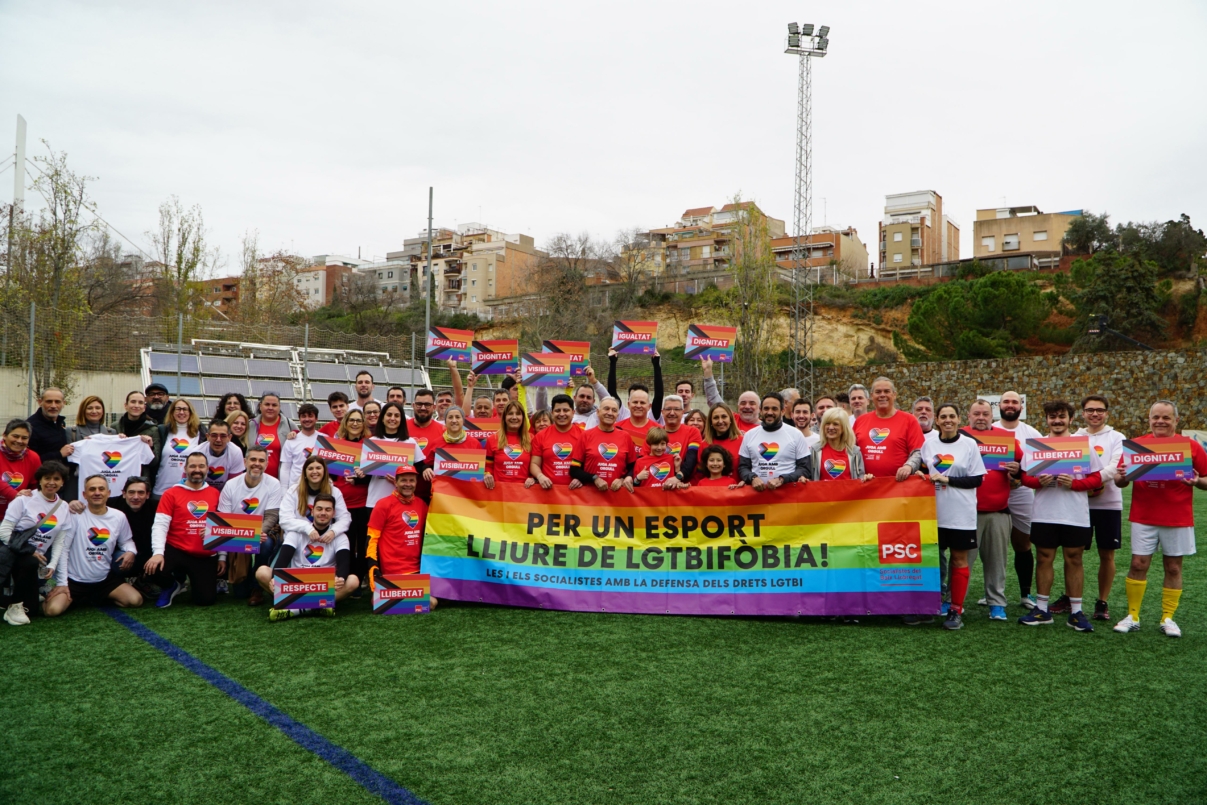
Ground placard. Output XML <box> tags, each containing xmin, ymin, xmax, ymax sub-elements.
<box><xmin>373</xmin><ymin>573</ymin><xmax>431</xmax><ymax>615</ymax></box>
<box><xmin>684</xmin><ymin>324</ymin><xmax>736</xmax><ymax>362</ymax></box>
<box><xmin>471</xmin><ymin>339</ymin><xmax>519</xmax><ymax>375</ymax></box>
<box><xmin>611</xmin><ymin>321</ymin><xmax>658</xmax><ymax>355</ymax></box>
<box><xmin>464</xmin><ymin>416</ymin><xmax>500</xmax><ymax>446</ymax></box>
<box><xmin>361</xmin><ymin>438</ymin><xmax>418</xmax><ymax>478</ymax></box>
<box><xmin>313</xmin><ymin>435</ymin><xmax>360</xmax><ymax>477</ymax></box>
<box><xmin>960</xmin><ymin>430</ymin><xmax>1017</xmax><ymax>472</ymax></box>
<box><xmin>542</xmin><ymin>340</ymin><xmax>591</xmax><ymax>376</ymax></box>
<box><xmin>203</xmin><ymin>512</ymin><xmax>262</xmax><ymax>553</ymax></box>
<box><xmin>521</xmin><ymin>353</ymin><xmax>572</xmax><ymax>388</ymax></box>
<box><xmin>433</xmin><ymin>447</ymin><xmax>487</xmax><ymax>481</ymax></box>
<box><xmin>425</xmin><ymin>326</ymin><xmax>472</xmax><ymax>362</ymax></box>
<box><xmin>1023</xmin><ymin>436</ymin><xmax>1092</xmax><ymax>478</ymax></box>
<box><xmin>1121</xmin><ymin>437</ymin><xmax>1195</xmax><ymax>482</ymax></box>
<box><xmin>273</xmin><ymin>566</ymin><xmax>335</xmax><ymax>609</ymax></box>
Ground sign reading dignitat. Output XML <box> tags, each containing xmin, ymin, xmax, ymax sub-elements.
<box><xmin>737</xmin><ymin>392</ymin><xmax>810</xmax><ymax>491</ymax></box>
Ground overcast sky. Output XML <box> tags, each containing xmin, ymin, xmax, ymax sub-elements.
<box><xmin>2</xmin><ymin>1</ymin><xmax>1205</xmax><ymax>273</ymax></box>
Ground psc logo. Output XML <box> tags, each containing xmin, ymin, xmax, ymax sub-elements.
<box><xmin>877</xmin><ymin>522</ymin><xmax>921</xmax><ymax>565</ymax></box>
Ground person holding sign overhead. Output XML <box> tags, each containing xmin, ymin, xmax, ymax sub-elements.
<box><xmin>530</xmin><ymin>394</ymin><xmax>584</xmax><ymax>489</ymax></box>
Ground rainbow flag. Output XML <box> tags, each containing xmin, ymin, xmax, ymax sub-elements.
<box><xmin>273</xmin><ymin>566</ymin><xmax>335</xmax><ymax>609</ymax></box>
<box><xmin>433</xmin><ymin>449</ymin><xmax>487</xmax><ymax>481</ymax></box>
<box><xmin>420</xmin><ymin>476</ymin><xmax>939</xmax><ymax>617</ymax></box>
<box><xmin>361</xmin><ymin>438</ymin><xmax>418</xmax><ymax>478</ymax></box>
<box><xmin>373</xmin><ymin>573</ymin><xmax>431</xmax><ymax>615</ymax></box>
<box><xmin>472</xmin><ymin>339</ymin><xmax>519</xmax><ymax>375</ymax></box>
<box><xmin>542</xmin><ymin>340</ymin><xmax>590</xmax><ymax>376</ymax></box>
<box><xmin>684</xmin><ymin>324</ymin><xmax>736</xmax><ymax>362</ymax></box>
<box><xmin>1023</xmin><ymin>436</ymin><xmax>1093</xmax><ymax>478</ymax></box>
<box><xmin>203</xmin><ymin>512</ymin><xmax>262</xmax><ymax>553</ymax></box>
<box><xmin>521</xmin><ymin>353</ymin><xmax>571</xmax><ymax>388</ymax></box>
<box><xmin>426</xmin><ymin>326</ymin><xmax>473</xmax><ymax>362</ymax></box>
<box><xmin>1121</xmin><ymin>436</ymin><xmax>1194</xmax><ymax>482</ymax></box>
<box><xmin>313</xmin><ymin>435</ymin><xmax>360</xmax><ymax>477</ymax></box>
<box><xmin>960</xmin><ymin>429</ymin><xmax>1017</xmax><ymax>472</ymax></box>
<box><xmin>611</xmin><ymin>320</ymin><xmax>657</xmax><ymax>355</ymax></box>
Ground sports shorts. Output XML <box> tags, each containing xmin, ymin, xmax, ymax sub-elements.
<box><xmin>1009</xmin><ymin>495</ymin><xmax>1033</xmax><ymax>535</ymax></box>
<box><xmin>1087</xmin><ymin>509</ymin><xmax>1122</xmax><ymax>551</ymax></box>
<box><xmin>938</xmin><ymin>527</ymin><xmax>977</xmax><ymax>552</ymax></box>
<box><xmin>1130</xmin><ymin>523</ymin><xmax>1197</xmax><ymax>557</ymax></box>
<box><xmin>66</xmin><ymin>573</ymin><xmax>125</xmax><ymax>607</ymax></box>
<box><xmin>1029</xmin><ymin>521</ymin><xmax>1092</xmax><ymax>550</ymax></box>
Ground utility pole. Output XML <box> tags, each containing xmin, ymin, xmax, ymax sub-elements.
<box><xmin>425</xmin><ymin>187</ymin><xmax>433</xmax><ymax>371</ymax></box>
<box><xmin>6</xmin><ymin>115</ymin><xmax>26</xmax><ymax>281</ymax></box>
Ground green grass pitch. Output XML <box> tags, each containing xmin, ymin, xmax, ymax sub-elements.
<box><xmin>3</xmin><ymin>488</ymin><xmax>1205</xmax><ymax>805</ymax></box>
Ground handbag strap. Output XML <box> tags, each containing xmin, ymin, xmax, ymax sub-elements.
<box><xmin>30</xmin><ymin>499</ymin><xmax>62</xmax><ymax>532</ymax></box>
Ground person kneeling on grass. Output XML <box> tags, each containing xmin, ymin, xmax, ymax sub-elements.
<box><xmin>366</xmin><ymin>464</ymin><xmax>437</xmax><ymax>608</ymax></box>
<box><xmin>2</xmin><ymin>461</ymin><xmax>71</xmax><ymax>626</ymax></box>
<box><xmin>43</xmin><ymin>475</ymin><xmax>143</xmax><ymax>616</ymax></box>
<box><xmin>257</xmin><ymin>493</ymin><xmax>356</xmax><ymax>622</ymax></box>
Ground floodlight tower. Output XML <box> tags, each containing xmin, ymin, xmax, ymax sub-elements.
<box><xmin>784</xmin><ymin>23</ymin><xmax>829</xmax><ymax>402</ymax></box>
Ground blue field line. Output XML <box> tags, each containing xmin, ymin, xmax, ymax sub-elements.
<box><xmin>102</xmin><ymin>608</ymin><xmax>429</xmax><ymax>805</ymax></box>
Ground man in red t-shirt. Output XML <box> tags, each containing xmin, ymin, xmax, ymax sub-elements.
<box><xmin>574</xmin><ymin>398</ymin><xmax>634</xmax><ymax>492</ymax></box>
<box><xmin>530</xmin><ymin>394</ymin><xmax>584</xmax><ymax>488</ymax></box>
<box><xmin>964</xmin><ymin>399</ymin><xmax>1023</xmax><ymax>619</ymax></box>
<box><xmin>319</xmin><ymin>391</ymin><xmax>349</xmax><ymax>437</ymax></box>
<box><xmin>144</xmin><ymin>452</ymin><xmax>224</xmax><ymax>607</ymax></box>
<box><xmin>366</xmin><ymin>465</ymin><xmax>436</xmax><ymax>605</ymax></box>
<box><xmin>735</xmin><ymin>391</ymin><xmax>761</xmax><ymax>434</ymax></box>
<box><xmin>659</xmin><ymin>395</ymin><xmax>700</xmax><ymax>490</ymax></box>
<box><xmin>852</xmin><ymin>377</ymin><xmax>924</xmax><ymax>480</ymax></box>
<box><xmin>1112</xmin><ymin>400</ymin><xmax>1207</xmax><ymax>637</ymax></box>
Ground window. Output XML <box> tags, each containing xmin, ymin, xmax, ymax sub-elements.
<box><xmin>1033</xmin><ymin>230</ymin><xmax>1048</xmax><ymax>241</ymax></box>
<box><xmin>471</xmin><ymin>279</ymin><xmax>477</xmax><ymax>286</ymax></box>
<box><xmin>387</xmin><ymin>271</ymin><xmax>393</xmax><ymax>278</ymax></box>
<box><xmin>392</xmin><ymin>285</ymin><xmax>397</xmax><ymax>291</ymax></box>
<box><xmin>488</xmin><ymin>279</ymin><xmax>492</xmax><ymax>285</ymax></box>
<box><xmin>893</xmin><ymin>232</ymin><xmax>903</xmax><ymax>242</ymax></box>
<box><xmin>378</xmin><ymin>272</ymin><xmax>383</xmax><ymax>279</ymax></box>
<box><xmin>702</xmin><ymin>245</ymin><xmax>711</xmax><ymax>258</ymax></box>
<box><xmin>401</xmin><ymin>284</ymin><xmax>408</xmax><ymax>291</ymax></box>
<box><xmin>471</xmin><ymin>295</ymin><xmax>477</xmax><ymax>302</ymax></box>
<box><xmin>1003</xmin><ymin>234</ymin><xmax>1020</xmax><ymax>251</ymax></box>
<box><xmin>981</xmin><ymin>236</ymin><xmax>996</xmax><ymax>252</ymax></box>
<box><xmin>472</xmin><ymin>263</ymin><xmax>478</xmax><ymax>271</ymax></box>
<box><xmin>893</xmin><ymin>254</ymin><xmax>903</xmax><ymax>264</ymax></box>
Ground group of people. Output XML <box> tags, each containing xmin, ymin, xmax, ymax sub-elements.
<box><xmin>1</xmin><ymin>351</ymin><xmax>1200</xmax><ymax>637</ymax></box>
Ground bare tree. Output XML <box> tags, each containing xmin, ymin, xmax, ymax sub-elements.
<box><xmin>517</xmin><ymin>232</ymin><xmax>610</xmax><ymax>347</ymax></box>
<box><xmin>726</xmin><ymin>197</ymin><xmax>779</xmax><ymax>393</ymax></box>
<box><xmin>148</xmin><ymin>196</ymin><xmax>220</xmax><ymax>322</ymax></box>
<box><xmin>233</xmin><ymin>231</ymin><xmax>308</xmax><ymax>325</ymax></box>
<box><xmin>608</xmin><ymin>227</ymin><xmax>655</xmax><ymax>309</ymax></box>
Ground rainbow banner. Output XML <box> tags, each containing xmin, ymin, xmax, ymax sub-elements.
<box><xmin>433</xmin><ymin>448</ymin><xmax>487</xmax><ymax>481</ymax></box>
<box><xmin>960</xmin><ymin>429</ymin><xmax>1017</xmax><ymax>472</ymax></box>
<box><xmin>1121</xmin><ymin>436</ymin><xmax>1194</xmax><ymax>482</ymax></box>
<box><xmin>273</xmin><ymin>566</ymin><xmax>335</xmax><ymax>609</ymax></box>
<box><xmin>203</xmin><ymin>512</ymin><xmax>262</xmax><ymax>553</ymax></box>
<box><xmin>373</xmin><ymin>573</ymin><xmax>431</xmax><ymax>615</ymax></box>
<box><xmin>611</xmin><ymin>321</ymin><xmax>657</xmax><ymax>355</ymax></box>
<box><xmin>1023</xmin><ymin>436</ymin><xmax>1093</xmax><ymax>478</ymax></box>
<box><xmin>472</xmin><ymin>339</ymin><xmax>519</xmax><ymax>375</ymax></box>
<box><xmin>314</xmin><ymin>435</ymin><xmax>360</xmax><ymax>477</ymax></box>
<box><xmin>521</xmin><ymin>353</ymin><xmax>572</xmax><ymax>388</ymax></box>
<box><xmin>542</xmin><ymin>340</ymin><xmax>590</xmax><ymax>376</ymax></box>
<box><xmin>361</xmin><ymin>438</ymin><xmax>418</xmax><ymax>478</ymax></box>
<box><xmin>684</xmin><ymin>324</ymin><xmax>737</xmax><ymax>362</ymax></box>
<box><xmin>426</xmin><ymin>326</ymin><xmax>473</xmax><ymax>362</ymax></box>
<box><xmin>421</xmin><ymin>476</ymin><xmax>939</xmax><ymax>617</ymax></box>
<box><xmin>464</xmin><ymin>416</ymin><xmax>500</xmax><ymax>447</ymax></box>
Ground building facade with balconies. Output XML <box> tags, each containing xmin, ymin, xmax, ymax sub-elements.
<box><xmin>877</xmin><ymin>190</ymin><xmax>959</xmax><ymax>276</ymax></box>
<box><xmin>972</xmin><ymin>205</ymin><xmax>1081</xmax><ymax>269</ymax></box>
<box><xmin>770</xmin><ymin>226</ymin><xmax>870</xmax><ymax>282</ymax></box>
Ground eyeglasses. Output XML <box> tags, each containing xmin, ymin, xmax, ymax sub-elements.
<box><xmin>1083</xmin><ymin>408</ymin><xmax>1108</xmax><ymax>414</ymax></box>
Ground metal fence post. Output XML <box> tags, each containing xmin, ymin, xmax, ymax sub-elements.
<box><xmin>302</xmin><ymin>323</ymin><xmax>310</xmax><ymax>401</ymax></box>
<box><xmin>26</xmin><ymin>301</ymin><xmax>34</xmax><ymax>416</ymax></box>
<box><xmin>410</xmin><ymin>334</ymin><xmax>416</xmax><ymax>400</ymax></box>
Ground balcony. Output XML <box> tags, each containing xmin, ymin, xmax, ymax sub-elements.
<box><xmin>910</xmin><ymin>238</ymin><xmax>922</xmax><ymax>248</ymax></box>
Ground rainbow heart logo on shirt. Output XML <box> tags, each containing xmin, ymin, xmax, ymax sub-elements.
<box><xmin>415</xmin><ymin>437</ymin><xmax>429</xmax><ymax>451</ymax></box>
<box><xmin>102</xmin><ymin>452</ymin><xmax>122</xmax><ymax>468</ymax></box>
<box><xmin>403</xmin><ymin>510</ymin><xmax>420</xmax><ymax>528</ymax></box>
<box><xmin>2</xmin><ymin>472</ymin><xmax>23</xmax><ymax>489</ymax></box>
<box><xmin>670</xmin><ymin>443</ymin><xmax>683</xmax><ymax>456</ymax></box>
<box><xmin>503</xmin><ymin>444</ymin><xmax>523</xmax><ymax>460</ymax></box>
<box><xmin>651</xmin><ymin>463</ymin><xmax>673</xmax><ymax>481</ymax></box>
<box><xmin>933</xmin><ymin>454</ymin><xmax>955</xmax><ymax>472</ymax></box>
<box><xmin>38</xmin><ymin>515</ymin><xmax>58</xmax><ymax>534</ymax></box>
<box><xmin>171</xmin><ymin>438</ymin><xmax>190</xmax><ymax>453</ymax></box>
<box><xmin>824</xmin><ymin>458</ymin><xmax>847</xmax><ymax>478</ymax></box>
<box><xmin>869</xmin><ymin>428</ymin><xmax>890</xmax><ymax>444</ymax></box>
<box><xmin>305</xmin><ymin>544</ymin><xmax>324</xmax><ymax>564</ymax></box>
<box><xmin>759</xmin><ymin>443</ymin><xmax>780</xmax><ymax>460</ymax></box>
<box><xmin>88</xmin><ymin>527</ymin><xmax>110</xmax><ymax>546</ymax></box>
<box><xmin>1094</xmin><ymin>445</ymin><xmax>1104</xmax><ymax>457</ymax></box>
<box><xmin>241</xmin><ymin>498</ymin><xmax>260</xmax><ymax>514</ymax></box>
<box><xmin>187</xmin><ymin>501</ymin><xmax>209</xmax><ymax>519</ymax></box>
<box><xmin>208</xmin><ymin>467</ymin><xmax>226</xmax><ymax>480</ymax></box>
<box><xmin>304</xmin><ymin>447</ymin><xmax>314</xmax><ymax>457</ymax></box>
<box><xmin>256</xmin><ymin>433</ymin><xmax>274</xmax><ymax>448</ymax></box>
<box><xmin>598</xmin><ymin>443</ymin><xmax>619</xmax><ymax>460</ymax></box>
<box><xmin>553</xmin><ymin>443</ymin><xmax>573</xmax><ymax>459</ymax></box>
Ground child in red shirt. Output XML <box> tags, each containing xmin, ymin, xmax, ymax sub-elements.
<box><xmin>633</xmin><ymin>428</ymin><xmax>677</xmax><ymax>489</ymax></box>
<box><xmin>696</xmin><ymin>444</ymin><xmax>739</xmax><ymax>489</ymax></box>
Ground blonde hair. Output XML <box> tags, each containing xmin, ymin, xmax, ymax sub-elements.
<box><xmin>820</xmin><ymin>407</ymin><xmax>856</xmax><ymax>452</ymax></box>
<box><xmin>75</xmin><ymin>395</ymin><xmax>107</xmax><ymax>427</ymax></box>
<box><xmin>496</xmin><ymin>401</ymin><xmax>531</xmax><ymax>454</ymax></box>
<box><xmin>167</xmin><ymin>398</ymin><xmax>202</xmax><ymax>438</ymax></box>
<box><xmin>336</xmin><ymin>408</ymin><xmax>366</xmax><ymax>440</ymax></box>
<box><xmin>225</xmin><ymin>410</ymin><xmax>251</xmax><ymax>447</ymax></box>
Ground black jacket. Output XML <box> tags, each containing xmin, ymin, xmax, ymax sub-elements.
<box><xmin>25</xmin><ymin>410</ymin><xmax>67</xmax><ymax>467</ymax></box>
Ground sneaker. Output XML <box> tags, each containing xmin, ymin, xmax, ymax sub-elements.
<box><xmin>902</xmin><ymin>614</ymin><xmax>934</xmax><ymax>625</ymax></box>
<box><xmin>155</xmin><ymin>580</ymin><xmax>185</xmax><ymax>609</ymax></box>
<box><xmin>1020</xmin><ymin>594</ymin><xmax>1037</xmax><ymax>610</ymax></box>
<box><xmin>1113</xmin><ymin>614</ymin><xmax>1141</xmax><ymax>633</ymax></box>
<box><xmin>977</xmin><ymin>597</ymin><xmax>988</xmax><ymax>606</ymax></box>
<box><xmin>316</xmin><ymin>607</ymin><xmax>336</xmax><ymax>618</ymax></box>
<box><xmin>1049</xmin><ymin>595</ymin><xmax>1071</xmax><ymax>614</ymax></box>
<box><xmin>216</xmin><ymin>579</ymin><xmax>229</xmax><ymax>594</ymax></box>
<box><xmin>3</xmin><ymin>603</ymin><xmax>30</xmax><ymax>626</ymax></box>
<box><xmin>1159</xmin><ymin>618</ymin><xmax>1182</xmax><ymax>638</ymax></box>
<box><xmin>268</xmin><ymin>608</ymin><xmax>300</xmax><ymax>622</ymax></box>
<box><xmin>1067</xmin><ymin>612</ymin><xmax>1094</xmax><ymax>632</ymax></box>
<box><xmin>942</xmin><ymin>610</ymin><xmax>963</xmax><ymax>630</ymax></box>
<box><xmin>1093</xmin><ymin>599</ymin><xmax>1110</xmax><ymax>621</ymax></box>
<box><xmin>938</xmin><ymin>601</ymin><xmax>951</xmax><ymax>616</ymax></box>
<box><xmin>350</xmin><ymin>587</ymin><xmax>362</xmax><ymax>600</ymax></box>
<box><xmin>989</xmin><ymin>606</ymin><xmax>1008</xmax><ymax>621</ymax></box>
<box><xmin>1018</xmin><ymin>608</ymin><xmax>1053</xmax><ymax>626</ymax></box>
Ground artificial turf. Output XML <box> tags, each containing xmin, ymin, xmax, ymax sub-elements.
<box><xmin>3</xmin><ymin>489</ymin><xmax>1206</xmax><ymax>805</ymax></box>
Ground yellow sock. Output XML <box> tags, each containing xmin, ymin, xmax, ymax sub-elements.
<box><xmin>1162</xmin><ymin>588</ymin><xmax>1182</xmax><ymax>622</ymax></box>
<box><xmin>1126</xmin><ymin>577</ymin><xmax>1147</xmax><ymax>621</ymax></box>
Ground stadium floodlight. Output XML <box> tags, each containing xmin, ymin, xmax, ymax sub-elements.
<box><xmin>802</xmin><ymin>23</ymin><xmax>814</xmax><ymax>36</ymax></box>
<box><xmin>788</xmin><ymin>33</ymin><xmax>800</xmax><ymax>47</ymax></box>
<box><xmin>788</xmin><ymin>22</ymin><xmax>799</xmax><ymax>35</ymax></box>
<box><xmin>818</xmin><ymin>25</ymin><xmax>830</xmax><ymax>37</ymax></box>
<box><xmin>818</xmin><ymin>37</ymin><xmax>829</xmax><ymax>50</ymax></box>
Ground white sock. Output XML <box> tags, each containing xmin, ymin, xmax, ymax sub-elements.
<box><xmin>1070</xmin><ymin>597</ymin><xmax>1083</xmax><ymax>614</ymax></box>
<box><xmin>1036</xmin><ymin>594</ymin><xmax>1050</xmax><ymax>613</ymax></box>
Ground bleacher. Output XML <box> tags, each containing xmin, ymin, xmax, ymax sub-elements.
<box><xmin>141</xmin><ymin>340</ymin><xmax>430</xmax><ymax>423</ymax></box>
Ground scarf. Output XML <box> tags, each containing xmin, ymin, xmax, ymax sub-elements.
<box><xmin>0</xmin><ymin>443</ymin><xmax>25</xmax><ymax>462</ymax></box>
<box><xmin>118</xmin><ymin>414</ymin><xmax>148</xmax><ymax>438</ymax></box>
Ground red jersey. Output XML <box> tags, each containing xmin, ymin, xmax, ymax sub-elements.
<box><xmin>426</xmin><ymin>432</ymin><xmax>475</xmax><ymax>455</ymax></box>
<box><xmin>486</xmin><ymin>432</ymin><xmax>531</xmax><ymax>484</ymax></box>
<box><xmin>331</xmin><ymin>437</ymin><xmax>368</xmax><ymax>508</ymax></box>
<box><xmin>1126</xmin><ymin>434</ymin><xmax>1207</xmax><ymax>527</ymax></box>
<box><xmin>818</xmin><ymin>445</ymin><xmax>853</xmax><ymax>481</ymax></box>
<box><xmin>853</xmin><ymin>409</ymin><xmax>925</xmax><ymax>478</ymax></box>
<box><xmin>254</xmin><ymin>425</ymin><xmax>283</xmax><ymax>478</ymax></box>
<box><xmin>616</xmin><ymin>417</ymin><xmax>657</xmax><ymax>460</ymax></box>
<box><xmin>578</xmin><ymin>426</ymin><xmax>635</xmax><ymax>482</ymax></box>
<box><xmin>0</xmin><ymin>448</ymin><xmax>41</xmax><ymax>521</ymax></box>
<box><xmin>406</xmin><ymin>417</ymin><xmax>444</xmax><ymax>458</ymax></box>
<box><xmin>319</xmin><ymin>421</ymin><xmax>340</xmax><ymax>437</ymax></box>
<box><xmin>634</xmin><ymin>454</ymin><xmax>675</xmax><ymax>489</ymax></box>
<box><xmin>962</xmin><ymin>427</ymin><xmax>1020</xmax><ymax>512</ymax></box>
<box><xmin>158</xmin><ymin>483</ymin><xmax>222</xmax><ymax>556</ymax></box>
<box><xmin>696</xmin><ymin>476</ymin><xmax>732</xmax><ymax>488</ymax></box>
<box><xmin>531</xmin><ymin>426</ymin><xmax>583</xmax><ymax>485</ymax></box>
<box><xmin>707</xmin><ymin>436</ymin><xmax>743</xmax><ymax>480</ymax></box>
<box><xmin>736</xmin><ymin>418</ymin><xmax>759</xmax><ymax>434</ymax></box>
<box><xmin>367</xmin><ymin>492</ymin><xmax>428</xmax><ymax>580</ymax></box>
<box><xmin>664</xmin><ymin>425</ymin><xmax>702</xmax><ymax>470</ymax></box>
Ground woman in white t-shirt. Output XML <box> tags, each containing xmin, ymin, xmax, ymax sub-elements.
<box><xmin>919</xmin><ymin>402</ymin><xmax>985</xmax><ymax>631</ymax></box>
<box><xmin>0</xmin><ymin>461</ymin><xmax>70</xmax><ymax>626</ymax></box>
<box><xmin>153</xmin><ymin>399</ymin><xmax>206</xmax><ymax>497</ymax></box>
<box><xmin>279</xmin><ymin>455</ymin><xmax>352</xmax><ymax>543</ymax></box>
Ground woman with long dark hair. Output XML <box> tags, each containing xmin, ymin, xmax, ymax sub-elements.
<box><xmin>366</xmin><ymin>402</ymin><xmax>426</xmax><ymax>507</ymax></box>
<box><xmin>217</xmin><ymin>393</ymin><xmax>254</xmax><ymax>419</ymax></box>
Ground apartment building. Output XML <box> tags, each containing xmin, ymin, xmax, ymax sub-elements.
<box><xmin>205</xmin><ymin>276</ymin><xmax>241</xmax><ymax>314</ymax></box>
<box><xmin>294</xmin><ymin>255</ymin><xmax>364</xmax><ymax>309</ymax></box>
<box><xmin>770</xmin><ymin>226</ymin><xmax>870</xmax><ymax>280</ymax></box>
<box><xmin>973</xmin><ymin>205</ymin><xmax>1081</xmax><ymax>269</ymax></box>
<box><xmin>877</xmin><ymin>191</ymin><xmax>959</xmax><ymax>272</ymax></box>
